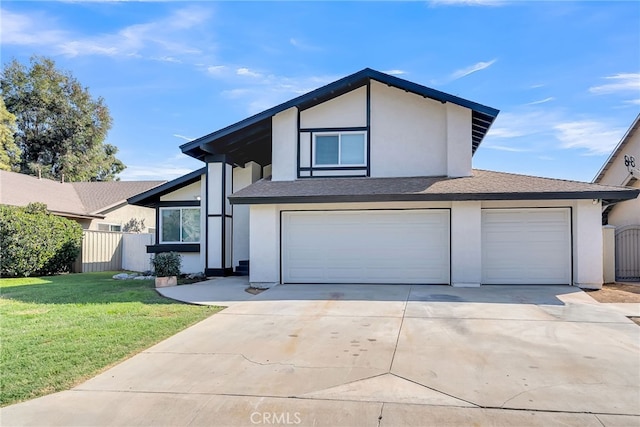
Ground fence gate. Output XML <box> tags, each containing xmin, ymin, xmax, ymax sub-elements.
<box><xmin>615</xmin><ymin>225</ymin><xmax>640</xmax><ymax>282</ymax></box>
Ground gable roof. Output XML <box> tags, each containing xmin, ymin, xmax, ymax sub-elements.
<box><xmin>127</xmin><ymin>167</ymin><xmax>205</xmax><ymax>207</ymax></box>
<box><xmin>593</xmin><ymin>113</ymin><xmax>640</xmax><ymax>183</ymax></box>
<box><xmin>228</xmin><ymin>169</ymin><xmax>639</xmax><ymax>205</ymax></box>
<box><xmin>0</xmin><ymin>170</ymin><xmax>164</xmax><ymax>219</ymax></box>
<box><xmin>180</xmin><ymin>68</ymin><xmax>500</xmax><ymax>166</ymax></box>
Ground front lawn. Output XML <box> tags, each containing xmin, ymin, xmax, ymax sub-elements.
<box><xmin>0</xmin><ymin>272</ymin><xmax>220</xmax><ymax>407</ymax></box>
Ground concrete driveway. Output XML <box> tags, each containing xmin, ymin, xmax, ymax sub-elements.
<box><xmin>2</xmin><ymin>284</ymin><xmax>639</xmax><ymax>426</ymax></box>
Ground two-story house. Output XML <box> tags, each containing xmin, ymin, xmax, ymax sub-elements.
<box><xmin>130</xmin><ymin>69</ymin><xmax>638</xmax><ymax>288</ymax></box>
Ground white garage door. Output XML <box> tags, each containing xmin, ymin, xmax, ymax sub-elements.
<box><xmin>482</xmin><ymin>208</ymin><xmax>571</xmax><ymax>285</ymax></box>
<box><xmin>282</xmin><ymin>210</ymin><xmax>450</xmax><ymax>284</ymax></box>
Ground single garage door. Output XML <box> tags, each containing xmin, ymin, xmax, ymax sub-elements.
<box><xmin>282</xmin><ymin>210</ymin><xmax>450</xmax><ymax>284</ymax></box>
<box><xmin>482</xmin><ymin>208</ymin><xmax>571</xmax><ymax>285</ymax></box>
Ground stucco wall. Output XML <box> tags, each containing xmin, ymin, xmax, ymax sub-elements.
<box><xmin>370</xmin><ymin>81</ymin><xmax>448</xmax><ymax>178</ymax></box>
<box><xmin>270</xmin><ymin>82</ymin><xmax>475</xmax><ymax>181</ymax></box>
<box><xmin>160</xmin><ymin>181</ymin><xmax>202</xmax><ymax>201</ymax></box>
<box><xmin>598</xmin><ymin>126</ymin><xmax>640</xmax><ymax>227</ymax></box>
<box><xmin>607</xmin><ymin>180</ymin><xmax>640</xmax><ymax>227</ymax></box>
<box><xmin>248</xmin><ymin>199</ymin><xmax>604</xmax><ymax>288</ymax></box>
<box><xmin>300</xmin><ymin>86</ymin><xmax>367</xmax><ymax>129</ymax></box>
<box><xmin>232</xmin><ymin>162</ymin><xmax>262</xmax><ymax>266</ymax></box>
<box><xmin>176</xmin><ymin>253</ymin><xmax>201</xmax><ymax>274</ymax></box>
<box><xmin>87</xmin><ymin>204</ymin><xmax>156</xmax><ymax>232</ymax></box>
<box><xmin>272</xmin><ymin>108</ymin><xmax>298</xmax><ymax>181</ymax></box>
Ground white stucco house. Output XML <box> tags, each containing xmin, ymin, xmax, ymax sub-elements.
<box><xmin>593</xmin><ymin>114</ymin><xmax>640</xmax><ymax>281</ymax></box>
<box><xmin>130</xmin><ymin>69</ymin><xmax>638</xmax><ymax>288</ymax></box>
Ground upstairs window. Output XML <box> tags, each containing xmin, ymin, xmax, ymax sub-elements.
<box><xmin>160</xmin><ymin>207</ymin><xmax>200</xmax><ymax>243</ymax></box>
<box><xmin>314</xmin><ymin>132</ymin><xmax>366</xmax><ymax>167</ymax></box>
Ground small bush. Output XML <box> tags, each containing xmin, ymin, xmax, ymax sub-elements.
<box><xmin>0</xmin><ymin>203</ymin><xmax>83</xmax><ymax>277</ymax></box>
<box><xmin>152</xmin><ymin>252</ymin><xmax>181</xmax><ymax>277</ymax></box>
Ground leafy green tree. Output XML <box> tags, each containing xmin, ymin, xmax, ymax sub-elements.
<box><xmin>1</xmin><ymin>56</ymin><xmax>125</xmax><ymax>181</ymax></box>
<box><xmin>0</xmin><ymin>97</ymin><xmax>20</xmax><ymax>171</ymax></box>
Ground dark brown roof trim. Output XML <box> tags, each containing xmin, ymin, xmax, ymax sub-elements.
<box><xmin>229</xmin><ymin>189</ymin><xmax>639</xmax><ymax>205</ymax></box>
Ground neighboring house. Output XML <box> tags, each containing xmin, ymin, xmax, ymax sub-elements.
<box><xmin>0</xmin><ymin>170</ymin><xmax>163</xmax><ymax>232</ymax></box>
<box><xmin>593</xmin><ymin>114</ymin><xmax>640</xmax><ymax>281</ymax></box>
<box><xmin>130</xmin><ymin>68</ymin><xmax>638</xmax><ymax>287</ymax></box>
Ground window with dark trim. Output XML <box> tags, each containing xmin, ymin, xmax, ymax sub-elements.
<box><xmin>313</xmin><ymin>132</ymin><xmax>366</xmax><ymax>167</ymax></box>
<box><xmin>160</xmin><ymin>207</ymin><xmax>200</xmax><ymax>243</ymax></box>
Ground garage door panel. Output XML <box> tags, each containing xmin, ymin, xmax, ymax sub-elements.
<box><xmin>482</xmin><ymin>209</ymin><xmax>571</xmax><ymax>285</ymax></box>
<box><xmin>282</xmin><ymin>210</ymin><xmax>450</xmax><ymax>284</ymax></box>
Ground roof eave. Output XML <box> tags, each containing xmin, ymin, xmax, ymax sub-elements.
<box><xmin>181</xmin><ymin>68</ymin><xmax>500</xmax><ymax>160</ymax></box>
<box><xmin>229</xmin><ymin>189</ymin><xmax>639</xmax><ymax>205</ymax></box>
<box><xmin>128</xmin><ymin>168</ymin><xmax>206</xmax><ymax>207</ymax></box>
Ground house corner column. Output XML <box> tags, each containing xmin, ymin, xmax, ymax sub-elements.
<box><xmin>205</xmin><ymin>155</ymin><xmax>233</xmax><ymax>276</ymax></box>
<box><xmin>602</xmin><ymin>225</ymin><xmax>616</xmax><ymax>284</ymax></box>
<box><xmin>249</xmin><ymin>204</ymin><xmax>280</xmax><ymax>288</ymax></box>
<box><xmin>574</xmin><ymin>200</ymin><xmax>604</xmax><ymax>289</ymax></box>
<box><xmin>451</xmin><ymin>201</ymin><xmax>482</xmax><ymax>287</ymax></box>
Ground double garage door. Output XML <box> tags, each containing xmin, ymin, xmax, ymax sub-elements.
<box><xmin>281</xmin><ymin>208</ymin><xmax>571</xmax><ymax>285</ymax></box>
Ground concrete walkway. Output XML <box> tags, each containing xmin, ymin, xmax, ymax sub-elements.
<box><xmin>155</xmin><ymin>276</ymin><xmax>254</xmax><ymax>306</ymax></box>
<box><xmin>2</xmin><ymin>283</ymin><xmax>639</xmax><ymax>427</ymax></box>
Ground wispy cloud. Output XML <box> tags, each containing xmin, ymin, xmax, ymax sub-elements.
<box><xmin>384</xmin><ymin>69</ymin><xmax>407</xmax><ymax>76</ymax></box>
<box><xmin>172</xmin><ymin>134</ymin><xmax>194</xmax><ymax>142</ymax></box>
<box><xmin>207</xmin><ymin>68</ymin><xmax>337</xmax><ymax>114</ymax></box>
<box><xmin>487</xmin><ymin>110</ymin><xmax>557</xmax><ymax>139</ymax></box>
<box><xmin>554</xmin><ymin>121</ymin><xmax>624</xmax><ymax>155</ymax></box>
<box><xmin>526</xmin><ymin>97</ymin><xmax>555</xmax><ymax>106</ymax></box>
<box><xmin>429</xmin><ymin>0</ymin><xmax>506</xmax><ymax>7</ymax></box>
<box><xmin>289</xmin><ymin>38</ymin><xmax>321</xmax><ymax>51</ymax></box>
<box><xmin>119</xmin><ymin>153</ymin><xmax>202</xmax><ymax>181</ymax></box>
<box><xmin>2</xmin><ymin>6</ymin><xmax>212</xmax><ymax>61</ymax></box>
<box><xmin>207</xmin><ymin>65</ymin><xmax>227</xmax><ymax>76</ymax></box>
<box><xmin>449</xmin><ymin>59</ymin><xmax>497</xmax><ymax>81</ymax></box>
<box><xmin>482</xmin><ymin>144</ymin><xmax>531</xmax><ymax>152</ymax></box>
<box><xmin>487</xmin><ymin>109</ymin><xmax>624</xmax><ymax>155</ymax></box>
<box><xmin>1</xmin><ymin>8</ymin><xmax>67</xmax><ymax>46</ymax></box>
<box><xmin>589</xmin><ymin>73</ymin><xmax>640</xmax><ymax>95</ymax></box>
<box><xmin>236</xmin><ymin>67</ymin><xmax>262</xmax><ymax>78</ymax></box>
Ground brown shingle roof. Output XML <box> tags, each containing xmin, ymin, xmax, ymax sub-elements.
<box><xmin>229</xmin><ymin>169</ymin><xmax>639</xmax><ymax>205</ymax></box>
<box><xmin>0</xmin><ymin>171</ymin><xmax>165</xmax><ymax>218</ymax></box>
<box><xmin>72</xmin><ymin>181</ymin><xmax>165</xmax><ymax>214</ymax></box>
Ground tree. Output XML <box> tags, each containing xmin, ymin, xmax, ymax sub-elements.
<box><xmin>1</xmin><ymin>56</ymin><xmax>125</xmax><ymax>181</ymax></box>
<box><xmin>0</xmin><ymin>97</ymin><xmax>20</xmax><ymax>171</ymax></box>
<box><xmin>122</xmin><ymin>218</ymin><xmax>146</xmax><ymax>233</ymax></box>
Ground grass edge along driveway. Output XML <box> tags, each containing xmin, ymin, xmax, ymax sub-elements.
<box><xmin>0</xmin><ymin>272</ymin><xmax>221</xmax><ymax>407</ymax></box>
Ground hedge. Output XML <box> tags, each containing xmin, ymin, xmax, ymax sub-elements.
<box><xmin>0</xmin><ymin>203</ymin><xmax>83</xmax><ymax>277</ymax></box>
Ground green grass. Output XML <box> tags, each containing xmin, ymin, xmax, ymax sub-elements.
<box><xmin>0</xmin><ymin>272</ymin><xmax>221</xmax><ymax>407</ymax></box>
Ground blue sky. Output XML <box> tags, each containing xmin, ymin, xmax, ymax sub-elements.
<box><xmin>1</xmin><ymin>1</ymin><xmax>639</xmax><ymax>182</ymax></box>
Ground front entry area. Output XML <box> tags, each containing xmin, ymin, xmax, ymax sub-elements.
<box><xmin>281</xmin><ymin>209</ymin><xmax>450</xmax><ymax>284</ymax></box>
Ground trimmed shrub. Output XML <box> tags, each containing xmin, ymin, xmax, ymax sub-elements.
<box><xmin>0</xmin><ymin>203</ymin><xmax>83</xmax><ymax>277</ymax></box>
<box><xmin>151</xmin><ymin>252</ymin><xmax>182</xmax><ymax>277</ymax></box>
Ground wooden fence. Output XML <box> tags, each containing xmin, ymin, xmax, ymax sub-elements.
<box><xmin>73</xmin><ymin>231</ymin><xmax>154</xmax><ymax>273</ymax></box>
